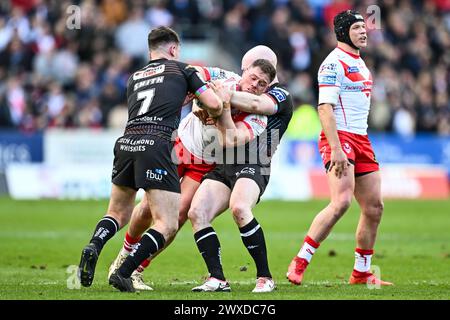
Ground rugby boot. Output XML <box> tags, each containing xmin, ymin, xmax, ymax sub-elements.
<box><xmin>252</xmin><ymin>277</ymin><xmax>276</xmax><ymax>293</ymax></box>
<box><xmin>109</xmin><ymin>270</ymin><xmax>135</xmax><ymax>292</ymax></box>
<box><xmin>78</xmin><ymin>243</ymin><xmax>99</xmax><ymax>287</ymax></box>
<box><xmin>192</xmin><ymin>277</ymin><xmax>231</xmax><ymax>292</ymax></box>
<box><xmin>286</xmin><ymin>256</ymin><xmax>309</xmax><ymax>285</ymax></box>
<box><xmin>108</xmin><ymin>249</ymin><xmax>129</xmax><ymax>280</ymax></box>
<box><xmin>131</xmin><ymin>270</ymin><xmax>153</xmax><ymax>291</ymax></box>
<box><xmin>349</xmin><ymin>270</ymin><xmax>393</xmax><ymax>286</ymax></box>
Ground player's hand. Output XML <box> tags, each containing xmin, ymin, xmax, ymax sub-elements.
<box><xmin>210</xmin><ymin>80</ymin><xmax>232</xmax><ymax>105</ymax></box>
<box><xmin>328</xmin><ymin>148</ymin><xmax>349</xmax><ymax>178</ymax></box>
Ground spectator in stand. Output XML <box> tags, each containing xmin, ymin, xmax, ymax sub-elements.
<box><xmin>0</xmin><ymin>0</ymin><xmax>447</xmax><ymax>135</ymax></box>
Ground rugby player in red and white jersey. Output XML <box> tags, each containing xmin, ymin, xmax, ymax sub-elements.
<box><xmin>107</xmin><ymin>58</ymin><xmax>275</xmax><ymax>291</ymax></box>
<box><xmin>287</xmin><ymin>10</ymin><xmax>392</xmax><ymax>286</ymax></box>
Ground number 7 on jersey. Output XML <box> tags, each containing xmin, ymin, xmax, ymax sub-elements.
<box><xmin>137</xmin><ymin>88</ymin><xmax>155</xmax><ymax>115</ymax></box>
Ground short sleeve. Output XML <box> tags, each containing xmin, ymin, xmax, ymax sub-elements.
<box><xmin>239</xmin><ymin>114</ymin><xmax>268</xmax><ymax>139</ymax></box>
<box><xmin>179</xmin><ymin>62</ymin><xmax>208</xmax><ymax>94</ymax></box>
<box><xmin>203</xmin><ymin>67</ymin><xmax>241</xmax><ymax>81</ymax></box>
<box><xmin>265</xmin><ymin>86</ymin><xmax>291</xmax><ymax>114</ymax></box>
<box><xmin>317</xmin><ymin>58</ymin><xmax>343</xmax><ymax>106</ymax></box>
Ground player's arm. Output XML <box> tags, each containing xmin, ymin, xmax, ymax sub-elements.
<box><xmin>191</xmin><ymin>64</ymin><xmax>277</xmax><ymax>118</ymax></box>
<box><xmin>181</xmin><ymin>66</ymin><xmax>215</xmax><ymax>107</ymax></box>
<box><xmin>197</xmin><ymin>66</ymin><xmax>277</xmax><ymax>116</ymax></box>
<box><xmin>230</xmin><ymin>91</ymin><xmax>278</xmax><ymax>116</ymax></box>
<box><xmin>212</xmin><ymin>82</ymin><xmax>264</xmax><ymax>147</ymax></box>
<box><xmin>195</xmin><ymin>84</ymin><xmax>223</xmax><ymax>118</ymax></box>
<box><xmin>183</xmin><ymin>64</ymin><xmax>223</xmax><ymax>118</ymax></box>
<box><xmin>196</xmin><ymin>66</ymin><xmax>240</xmax><ymax>82</ymax></box>
<box><xmin>216</xmin><ymin>103</ymin><xmax>254</xmax><ymax>147</ymax></box>
<box><xmin>317</xmin><ymin>103</ymin><xmax>343</xmax><ymax>152</ymax></box>
<box><xmin>317</xmin><ymin>59</ymin><xmax>348</xmax><ymax>178</ymax></box>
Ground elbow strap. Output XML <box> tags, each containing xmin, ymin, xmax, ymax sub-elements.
<box><xmin>194</xmin><ymin>84</ymin><xmax>209</xmax><ymax>98</ymax></box>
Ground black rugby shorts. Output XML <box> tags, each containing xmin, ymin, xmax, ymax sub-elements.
<box><xmin>111</xmin><ymin>134</ymin><xmax>180</xmax><ymax>193</ymax></box>
<box><xmin>202</xmin><ymin>163</ymin><xmax>270</xmax><ymax>202</ymax></box>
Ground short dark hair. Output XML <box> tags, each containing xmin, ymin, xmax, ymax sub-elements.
<box><xmin>148</xmin><ymin>26</ymin><xmax>180</xmax><ymax>51</ymax></box>
<box><xmin>250</xmin><ymin>59</ymin><xmax>276</xmax><ymax>83</ymax></box>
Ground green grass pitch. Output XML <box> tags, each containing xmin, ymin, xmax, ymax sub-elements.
<box><xmin>0</xmin><ymin>198</ymin><xmax>449</xmax><ymax>300</ymax></box>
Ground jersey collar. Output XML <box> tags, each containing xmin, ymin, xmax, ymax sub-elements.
<box><xmin>148</xmin><ymin>58</ymin><xmax>168</xmax><ymax>63</ymax></box>
<box><xmin>337</xmin><ymin>46</ymin><xmax>360</xmax><ymax>59</ymax></box>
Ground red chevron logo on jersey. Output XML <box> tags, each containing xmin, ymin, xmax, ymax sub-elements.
<box><xmin>362</xmin><ymin>80</ymin><xmax>373</xmax><ymax>97</ymax></box>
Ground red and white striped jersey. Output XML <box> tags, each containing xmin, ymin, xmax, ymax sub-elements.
<box><xmin>317</xmin><ymin>47</ymin><xmax>373</xmax><ymax>135</ymax></box>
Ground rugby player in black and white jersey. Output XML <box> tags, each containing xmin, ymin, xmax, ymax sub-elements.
<box><xmin>77</xmin><ymin>26</ymin><xmax>224</xmax><ymax>291</ymax></box>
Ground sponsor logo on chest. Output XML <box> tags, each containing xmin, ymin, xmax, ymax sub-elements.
<box><xmin>133</xmin><ymin>65</ymin><xmax>166</xmax><ymax>81</ymax></box>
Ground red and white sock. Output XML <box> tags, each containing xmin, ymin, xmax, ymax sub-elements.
<box><xmin>297</xmin><ymin>235</ymin><xmax>320</xmax><ymax>263</ymax></box>
<box><xmin>123</xmin><ymin>232</ymin><xmax>141</xmax><ymax>253</ymax></box>
<box><xmin>353</xmin><ymin>248</ymin><xmax>373</xmax><ymax>274</ymax></box>
<box><xmin>136</xmin><ymin>258</ymin><xmax>151</xmax><ymax>273</ymax></box>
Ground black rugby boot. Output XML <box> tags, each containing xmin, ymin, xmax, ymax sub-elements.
<box><xmin>78</xmin><ymin>243</ymin><xmax>99</xmax><ymax>287</ymax></box>
<box><xmin>109</xmin><ymin>270</ymin><xmax>135</xmax><ymax>292</ymax></box>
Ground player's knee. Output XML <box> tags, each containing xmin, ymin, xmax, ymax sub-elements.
<box><xmin>188</xmin><ymin>205</ymin><xmax>209</xmax><ymax>228</ymax></box>
<box><xmin>364</xmin><ymin>200</ymin><xmax>384</xmax><ymax>221</ymax></box>
<box><xmin>187</xmin><ymin>206</ymin><xmax>199</xmax><ymax>222</ymax></box>
<box><xmin>230</xmin><ymin>203</ymin><xmax>251</xmax><ymax>223</ymax></box>
<box><xmin>331</xmin><ymin>196</ymin><xmax>352</xmax><ymax>216</ymax></box>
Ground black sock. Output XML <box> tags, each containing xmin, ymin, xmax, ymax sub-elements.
<box><xmin>118</xmin><ymin>228</ymin><xmax>165</xmax><ymax>278</ymax></box>
<box><xmin>194</xmin><ymin>227</ymin><xmax>225</xmax><ymax>281</ymax></box>
<box><xmin>240</xmin><ymin>218</ymin><xmax>272</xmax><ymax>278</ymax></box>
<box><xmin>89</xmin><ymin>216</ymin><xmax>120</xmax><ymax>253</ymax></box>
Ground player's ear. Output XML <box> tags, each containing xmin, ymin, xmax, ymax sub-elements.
<box><xmin>169</xmin><ymin>44</ymin><xmax>179</xmax><ymax>59</ymax></box>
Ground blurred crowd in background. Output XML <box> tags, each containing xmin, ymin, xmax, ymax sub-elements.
<box><xmin>0</xmin><ymin>0</ymin><xmax>449</xmax><ymax>137</ymax></box>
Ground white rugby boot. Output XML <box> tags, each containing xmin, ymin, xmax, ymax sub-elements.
<box><xmin>192</xmin><ymin>277</ymin><xmax>231</xmax><ymax>292</ymax></box>
<box><xmin>252</xmin><ymin>277</ymin><xmax>276</xmax><ymax>293</ymax></box>
<box><xmin>131</xmin><ymin>270</ymin><xmax>154</xmax><ymax>291</ymax></box>
<box><xmin>108</xmin><ymin>248</ymin><xmax>129</xmax><ymax>280</ymax></box>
